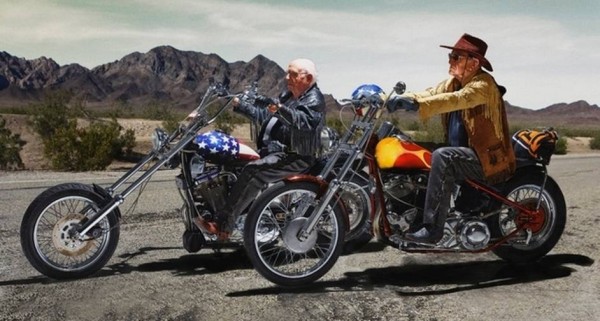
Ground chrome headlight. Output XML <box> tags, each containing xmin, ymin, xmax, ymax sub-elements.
<box><xmin>320</xmin><ymin>126</ymin><xmax>339</xmax><ymax>155</ymax></box>
<box><xmin>151</xmin><ymin>128</ymin><xmax>168</xmax><ymax>152</ymax></box>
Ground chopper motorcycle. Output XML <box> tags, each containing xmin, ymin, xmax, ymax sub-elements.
<box><xmin>19</xmin><ymin>80</ymin><xmax>370</xmax><ymax>279</ymax></box>
<box><xmin>243</xmin><ymin>82</ymin><xmax>566</xmax><ymax>287</ymax></box>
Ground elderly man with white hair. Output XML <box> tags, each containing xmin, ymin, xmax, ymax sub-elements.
<box><xmin>194</xmin><ymin>58</ymin><xmax>326</xmax><ymax>239</ymax></box>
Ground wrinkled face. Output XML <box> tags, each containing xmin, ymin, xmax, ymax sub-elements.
<box><xmin>448</xmin><ymin>50</ymin><xmax>480</xmax><ymax>82</ymax></box>
<box><xmin>286</xmin><ymin>63</ymin><xmax>313</xmax><ymax>98</ymax></box>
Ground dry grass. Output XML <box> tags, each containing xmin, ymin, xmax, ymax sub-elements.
<box><xmin>1</xmin><ymin>113</ymin><xmax>594</xmax><ymax>171</ymax></box>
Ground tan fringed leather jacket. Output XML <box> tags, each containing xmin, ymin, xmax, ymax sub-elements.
<box><xmin>405</xmin><ymin>71</ymin><xmax>516</xmax><ymax>184</ymax></box>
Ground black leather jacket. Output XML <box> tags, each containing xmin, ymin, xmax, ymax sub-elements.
<box><xmin>234</xmin><ymin>84</ymin><xmax>326</xmax><ymax>156</ymax></box>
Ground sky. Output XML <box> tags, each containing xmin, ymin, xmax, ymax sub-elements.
<box><xmin>1</xmin><ymin>0</ymin><xmax>599</xmax><ymax>110</ymax></box>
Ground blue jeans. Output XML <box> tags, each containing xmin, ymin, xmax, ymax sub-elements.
<box><xmin>219</xmin><ymin>152</ymin><xmax>313</xmax><ymax>230</ymax></box>
<box><xmin>423</xmin><ymin>147</ymin><xmax>485</xmax><ymax>227</ymax></box>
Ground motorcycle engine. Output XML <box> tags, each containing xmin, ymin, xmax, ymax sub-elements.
<box><xmin>383</xmin><ymin>173</ymin><xmax>427</xmax><ymax>233</ymax></box>
<box><xmin>459</xmin><ymin>220</ymin><xmax>491</xmax><ymax>250</ymax></box>
<box><xmin>436</xmin><ymin>217</ymin><xmax>491</xmax><ymax>250</ymax></box>
<box><xmin>193</xmin><ymin>170</ymin><xmax>236</xmax><ymax>214</ymax></box>
<box><xmin>383</xmin><ymin>173</ymin><xmax>426</xmax><ymax>200</ymax></box>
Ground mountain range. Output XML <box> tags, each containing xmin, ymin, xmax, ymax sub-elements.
<box><xmin>1</xmin><ymin>46</ymin><xmax>599</xmax><ymax>126</ymax></box>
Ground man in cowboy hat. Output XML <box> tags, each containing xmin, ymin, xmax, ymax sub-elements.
<box><xmin>387</xmin><ymin>33</ymin><xmax>516</xmax><ymax>243</ymax></box>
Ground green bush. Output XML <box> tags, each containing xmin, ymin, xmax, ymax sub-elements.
<box><xmin>590</xmin><ymin>133</ymin><xmax>600</xmax><ymax>150</ymax></box>
<box><xmin>29</xmin><ymin>91</ymin><xmax>73</xmax><ymax>138</ymax></box>
<box><xmin>413</xmin><ymin>120</ymin><xmax>445</xmax><ymax>143</ymax></box>
<box><xmin>326</xmin><ymin>117</ymin><xmax>345</xmax><ymax>137</ymax></box>
<box><xmin>406</xmin><ymin>120</ymin><xmax>421</xmax><ymax>131</ymax></box>
<box><xmin>554</xmin><ymin>137</ymin><xmax>567</xmax><ymax>155</ymax></box>
<box><xmin>207</xmin><ymin>102</ymin><xmax>247</xmax><ymax>135</ymax></box>
<box><xmin>43</xmin><ymin>119</ymin><xmax>136</xmax><ymax>171</ymax></box>
<box><xmin>29</xmin><ymin>91</ymin><xmax>136</xmax><ymax>171</ymax></box>
<box><xmin>0</xmin><ymin>116</ymin><xmax>26</xmax><ymax>170</ymax></box>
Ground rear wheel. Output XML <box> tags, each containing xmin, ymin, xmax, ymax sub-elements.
<box><xmin>244</xmin><ymin>181</ymin><xmax>345</xmax><ymax>287</ymax></box>
<box><xmin>337</xmin><ymin>172</ymin><xmax>373</xmax><ymax>253</ymax></box>
<box><xmin>489</xmin><ymin>171</ymin><xmax>566</xmax><ymax>264</ymax></box>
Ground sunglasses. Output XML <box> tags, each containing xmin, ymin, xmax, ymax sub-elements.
<box><xmin>286</xmin><ymin>70</ymin><xmax>308</xmax><ymax>78</ymax></box>
<box><xmin>448</xmin><ymin>53</ymin><xmax>471</xmax><ymax>62</ymax></box>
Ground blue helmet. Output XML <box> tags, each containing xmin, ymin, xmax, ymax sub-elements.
<box><xmin>351</xmin><ymin>84</ymin><xmax>385</xmax><ymax>103</ymax></box>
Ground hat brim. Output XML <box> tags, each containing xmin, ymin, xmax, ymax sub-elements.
<box><xmin>440</xmin><ymin>45</ymin><xmax>493</xmax><ymax>71</ymax></box>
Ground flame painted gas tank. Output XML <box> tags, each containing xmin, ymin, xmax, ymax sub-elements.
<box><xmin>375</xmin><ymin>136</ymin><xmax>432</xmax><ymax>170</ymax></box>
<box><xmin>194</xmin><ymin>130</ymin><xmax>260</xmax><ymax>162</ymax></box>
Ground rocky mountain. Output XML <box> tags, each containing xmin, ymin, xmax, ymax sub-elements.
<box><xmin>1</xmin><ymin>47</ymin><xmax>599</xmax><ymax>126</ymax></box>
<box><xmin>0</xmin><ymin>46</ymin><xmax>287</xmax><ymax>109</ymax></box>
<box><xmin>505</xmin><ymin>100</ymin><xmax>600</xmax><ymax>126</ymax></box>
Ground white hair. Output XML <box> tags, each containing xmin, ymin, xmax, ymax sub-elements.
<box><xmin>289</xmin><ymin>58</ymin><xmax>318</xmax><ymax>85</ymax></box>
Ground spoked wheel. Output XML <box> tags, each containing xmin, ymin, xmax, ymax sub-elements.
<box><xmin>244</xmin><ymin>181</ymin><xmax>345</xmax><ymax>287</ymax></box>
<box><xmin>489</xmin><ymin>172</ymin><xmax>566</xmax><ymax>264</ymax></box>
<box><xmin>336</xmin><ymin>172</ymin><xmax>373</xmax><ymax>253</ymax></box>
<box><xmin>20</xmin><ymin>183</ymin><xmax>120</xmax><ymax>279</ymax></box>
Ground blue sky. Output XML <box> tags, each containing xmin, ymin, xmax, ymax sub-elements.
<box><xmin>1</xmin><ymin>0</ymin><xmax>599</xmax><ymax>109</ymax></box>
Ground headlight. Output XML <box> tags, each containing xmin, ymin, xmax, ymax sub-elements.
<box><xmin>320</xmin><ymin>126</ymin><xmax>339</xmax><ymax>155</ymax></box>
<box><xmin>151</xmin><ymin>128</ymin><xmax>168</xmax><ymax>152</ymax></box>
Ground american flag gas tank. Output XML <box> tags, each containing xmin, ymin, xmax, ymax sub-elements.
<box><xmin>194</xmin><ymin>130</ymin><xmax>259</xmax><ymax>162</ymax></box>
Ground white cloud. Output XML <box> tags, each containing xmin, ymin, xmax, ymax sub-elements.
<box><xmin>1</xmin><ymin>0</ymin><xmax>598</xmax><ymax>108</ymax></box>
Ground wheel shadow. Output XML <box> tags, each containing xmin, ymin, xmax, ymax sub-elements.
<box><xmin>226</xmin><ymin>253</ymin><xmax>594</xmax><ymax>297</ymax></box>
<box><xmin>1</xmin><ymin>246</ymin><xmax>252</xmax><ymax>286</ymax></box>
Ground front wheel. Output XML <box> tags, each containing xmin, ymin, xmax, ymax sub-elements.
<box><xmin>20</xmin><ymin>183</ymin><xmax>120</xmax><ymax>279</ymax></box>
<box><xmin>244</xmin><ymin>181</ymin><xmax>345</xmax><ymax>287</ymax></box>
<box><xmin>489</xmin><ymin>171</ymin><xmax>566</xmax><ymax>264</ymax></box>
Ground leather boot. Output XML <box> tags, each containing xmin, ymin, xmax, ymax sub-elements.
<box><xmin>193</xmin><ymin>216</ymin><xmax>230</xmax><ymax>241</ymax></box>
<box><xmin>404</xmin><ymin>224</ymin><xmax>444</xmax><ymax>244</ymax></box>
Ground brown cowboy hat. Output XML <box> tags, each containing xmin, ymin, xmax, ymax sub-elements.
<box><xmin>440</xmin><ymin>33</ymin><xmax>493</xmax><ymax>71</ymax></box>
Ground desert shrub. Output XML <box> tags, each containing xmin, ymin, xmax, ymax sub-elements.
<box><xmin>161</xmin><ymin>115</ymin><xmax>180</xmax><ymax>134</ymax></box>
<box><xmin>29</xmin><ymin>91</ymin><xmax>73</xmax><ymax>138</ymax></box>
<box><xmin>554</xmin><ymin>137</ymin><xmax>567</xmax><ymax>155</ymax></box>
<box><xmin>29</xmin><ymin>91</ymin><xmax>136</xmax><ymax>171</ymax></box>
<box><xmin>0</xmin><ymin>116</ymin><xmax>26</xmax><ymax>170</ymax></box>
<box><xmin>326</xmin><ymin>117</ymin><xmax>345</xmax><ymax>137</ymax></box>
<box><xmin>590</xmin><ymin>133</ymin><xmax>600</xmax><ymax>150</ymax></box>
<box><xmin>203</xmin><ymin>101</ymin><xmax>246</xmax><ymax>134</ymax></box>
<box><xmin>43</xmin><ymin>119</ymin><xmax>136</xmax><ymax>171</ymax></box>
<box><xmin>413</xmin><ymin>121</ymin><xmax>445</xmax><ymax>143</ymax></box>
<box><xmin>406</xmin><ymin>120</ymin><xmax>421</xmax><ymax>131</ymax></box>
<box><xmin>143</xmin><ymin>101</ymin><xmax>175</xmax><ymax>121</ymax></box>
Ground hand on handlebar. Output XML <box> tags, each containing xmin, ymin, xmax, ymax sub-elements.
<box><xmin>387</xmin><ymin>95</ymin><xmax>419</xmax><ymax>113</ymax></box>
<box><xmin>254</xmin><ymin>95</ymin><xmax>277</xmax><ymax>109</ymax></box>
<box><xmin>233</xmin><ymin>94</ymin><xmax>279</xmax><ymax>114</ymax></box>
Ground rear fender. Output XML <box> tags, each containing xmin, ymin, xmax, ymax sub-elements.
<box><xmin>283</xmin><ymin>175</ymin><xmax>329</xmax><ymax>197</ymax></box>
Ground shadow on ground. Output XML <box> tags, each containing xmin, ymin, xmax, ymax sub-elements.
<box><xmin>1</xmin><ymin>246</ymin><xmax>251</xmax><ymax>286</ymax></box>
<box><xmin>227</xmin><ymin>253</ymin><xmax>594</xmax><ymax>297</ymax></box>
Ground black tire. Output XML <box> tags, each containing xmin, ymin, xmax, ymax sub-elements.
<box><xmin>489</xmin><ymin>170</ymin><xmax>566</xmax><ymax>264</ymax></box>
<box><xmin>244</xmin><ymin>181</ymin><xmax>345</xmax><ymax>287</ymax></box>
<box><xmin>20</xmin><ymin>183</ymin><xmax>120</xmax><ymax>279</ymax></box>
<box><xmin>337</xmin><ymin>172</ymin><xmax>373</xmax><ymax>254</ymax></box>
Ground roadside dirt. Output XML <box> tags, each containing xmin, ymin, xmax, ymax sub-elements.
<box><xmin>2</xmin><ymin>113</ymin><xmax>596</xmax><ymax>171</ymax></box>
<box><xmin>1</xmin><ymin>114</ymin><xmax>254</xmax><ymax>170</ymax></box>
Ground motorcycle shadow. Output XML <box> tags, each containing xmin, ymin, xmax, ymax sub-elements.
<box><xmin>2</xmin><ymin>246</ymin><xmax>252</xmax><ymax>286</ymax></box>
<box><xmin>227</xmin><ymin>253</ymin><xmax>593</xmax><ymax>297</ymax></box>
<box><xmin>100</xmin><ymin>245</ymin><xmax>253</xmax><ymax>278</ymax></box>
